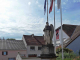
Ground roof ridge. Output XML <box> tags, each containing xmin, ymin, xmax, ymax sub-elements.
<box><xmin>56</xmin><ymin>24</ymin><xmax>78</xmax><ymax>30</ymax></box>
<box><xmin>63</xmin><ymin>24</ymin><xmax>78</xmax><ymax>26</ymax></box>
<box><xmin>23</xmin><ymin>35</ymin><xmax>43</xmax><ymax>37</ymax></box>
<box><xmin>23</xmin><ymin>35</ymin><xmax>45</xmax><ymax>45</ymax></box>
<box><xmin>34</xmin><ymin>36</ymin><xmax>43</xmax><ymax>45</ymax></box>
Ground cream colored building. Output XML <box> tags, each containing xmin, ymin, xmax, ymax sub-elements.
<box><xmin>22</xmin><ymin>34</ymin><xmax>45</xmax><ymax>58</ymax></box>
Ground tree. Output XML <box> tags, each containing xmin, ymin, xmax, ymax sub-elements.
<box><xmin>7</xmin><ymin>38</ymin><xmax>16</xmax><ymax>40</ymax></box>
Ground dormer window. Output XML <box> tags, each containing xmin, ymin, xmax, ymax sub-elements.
<box><xmin>30</xmin><ymin>46</ymin><xmax>35</xmax><ymax>51</ymax></box>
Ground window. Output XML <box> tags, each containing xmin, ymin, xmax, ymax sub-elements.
<box><xmin>2</xmin><ymin>51</ymin><xmax>8</xmax><ymax>55</ymax></box>
<box><xmin>8</xmin><ymin>58</ymin><xmax>15</xmax><ymax>60</ymax></box>
<box><xmin>30</xmin><ymin>46</ymin><xmax>35</xmax><ymax>50</ymax></box>
<box><xmin>28</xmin><ymin>54</ymin><xmax>37</xmax><ymax>57</ymax></box>
<box><xmin>38</xmin><ymin>47</ymin><xmax>42</xmax><ymax>50</ymax></box>
<box><xmin>21</xmin><ymin>54</ymin><xmax>25</xmax><ymax>57</ymax></box>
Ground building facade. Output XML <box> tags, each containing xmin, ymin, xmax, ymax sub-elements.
<box><xmin>0</xmin><ymin>40</ymin><xmax>27</xmax><ymax>60</ymax></box>
<box><xmin>53</xmin><ymin>24</ymin><xmax>77</xmax><ymax>47</ymax></box>
<box><xmin>65</xmin><ymin>26</ymin><xmax>80</xmax><ymax>54</ymax></box>
<box><xmin>22</xmin><ymin>34</ymin><xmax>45</xmax><ymax>58</ymax></box>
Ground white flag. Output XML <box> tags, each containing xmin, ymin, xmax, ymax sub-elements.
<box><xmin>57</xmin><ymin>0</ymin><xmax>61</xmax><ymax>9</ymax></box>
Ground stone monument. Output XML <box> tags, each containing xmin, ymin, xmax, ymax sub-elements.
<box><xmin>39</xmin><ymin>22</ymin><xmax>57</xmax><ymax>60</ymax></box>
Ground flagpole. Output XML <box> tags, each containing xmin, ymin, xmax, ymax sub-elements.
<box><xmin>53</xmin><ymin>0</ymin><xmax>56</xmax><ymax>54</ymax></box>
<box><xmin>60</xmin><ymin>0</ymin><xmax>64</xmax><ymax>60</ymax></box>
<box><xmin>47</xmin><ymin>0</ymin><xmax>48</xmax><ymax>23</ymax></box>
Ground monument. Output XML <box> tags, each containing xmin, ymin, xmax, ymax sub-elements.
<box><xmin>39</xmin><ymin>22</ymin><xmax>57</xmax><ymax>60</ymax></box>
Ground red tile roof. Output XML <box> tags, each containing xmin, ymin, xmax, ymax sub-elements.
<box><xmin>23</xmin><ymin>35</ymin><xmax>45</xmax><ymax>45</ymax></box>
<box><xmin>56</xmin><ymin>24</ymin><xmax>77</xmax><ymax>37</ymax></box>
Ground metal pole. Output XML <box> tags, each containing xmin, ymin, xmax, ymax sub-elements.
<box><xmin>60</xmin><ymin>0</ymin><xmax>64</xmax><ymax>60</ymax></box>
<box><xmin>47</xmin><ymin>0</ymin><xmax>48</xmax><ymax>23</ymax></box>
<box><xmin>54</xmin><ymin>0</ymin><xmax>56</xmax><ymax>54</ymax></box>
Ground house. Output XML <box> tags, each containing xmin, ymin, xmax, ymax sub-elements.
<box><xmin>0</xmin><ymin>40</ymin><xmax>27</xmax><ymax>60</ymax></box>
<box><xmin>16</xmin><ymin>34</ymin><xmax>56</xmax><ymax>60</ymax></box>
<box><xmin>53</xmin><ymin>24</ymin><xmax>77</xmax><ymax>47</ymax></box>
<box><xmin>64</xmin><ymin>25</ymin><xmax>80</xmax><ymax>54</ymax></box>
<box><xmin>22</xmin><ymin>34</ymin><xmax>45</xmax><ymax>58</ymax></box>
<box><xmin>16</xmin><ymin>52</ymin><xmax>41</xmax><ymax>60</ymax></box>
<box><xmin>16</xmin><ymin>52</ymin><xmax>56</xmax><ymax>60</ymax></box>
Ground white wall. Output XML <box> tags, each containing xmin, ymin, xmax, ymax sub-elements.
<box><xmin>66</xmin><ymin>36</ymin><xmax>80</xmax><ymax>54</ymax></box>
<box><xmin>22</xmin><ymin>36</ymin><xmax>42</xmax><ymax>58</ymax></box>
<box><xmin>22</xmin><ymin>36</ymin><xmax>27</xmax><ymax>48</ymax></box>
<box><xmin>27</xmin><ymin>45</ymin><xmax>42</xmax><ymax>57</ymax></box>
<box><xmin>53</xmin><ymin>29</ymin><xmax>69</xmax><ymax>46</ymax></box>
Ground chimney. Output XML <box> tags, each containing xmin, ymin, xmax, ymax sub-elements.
<box><xmin>32</xmin><ymin>34</ymin><xmax>34</xmax><ymax>37</ymax></box>
<box><xmin>43</xmin><ymin>34</ymin><xmax>44</xmax><ymax>37</ymax></box>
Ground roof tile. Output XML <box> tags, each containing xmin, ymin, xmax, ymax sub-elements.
<box><xmin>23</xmin><ymin>35</ymin><xmax>45</xmax><ymax>45</ymax></box>
<box><xmin>0</xmin><ymin>40</ymin><xmax>26</xmax><ymax>50</ymax></box>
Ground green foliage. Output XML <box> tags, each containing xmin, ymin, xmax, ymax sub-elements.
<box><xmin>76</xmin><ymin>57</ymin><xmax>80</xmax><ymax>60</ymax></box>
<box><xmin>56</xmin><ymin>52</ymin><xmax>76</xmax><ymax>60</ymax></box>
<box><xmin>56</xmin><ymin>48</ymin><xmax>80</xmax><ymax>60</ymax></box>
<box><xmin>79</xmin><ymin>50</ymin><xmax>80</xmax><ymax>56</ymax></box>
<box><xmin>7</xmin><ymin>38</ymin><xmax>15</xmax><ymax>40</ymax></box>
<box><xmin>56</xmin><ymin>47</ymin><xmax>73</xmax><ymax>54</ymax></box>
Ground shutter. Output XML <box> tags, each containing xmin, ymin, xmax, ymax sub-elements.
<box><xmin>6</xmin><ymin>51</ymin><xmax>8</xmax><ymax>55</ymax></box>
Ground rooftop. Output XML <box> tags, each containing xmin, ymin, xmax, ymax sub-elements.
<box><xmin>56</xmin><ymin>24</ymin><xmax>77</xmax><ymax>37</ymax></box>
<box><xmin>0</xmin><ymin>40</ymin><xmax>26</xmax><ymax>50</ymax></box>
<box><xmin>64</xmin><ymin>26</ymin><xmax>80</xmax><ymax>47</ymax></box>
<box><xmin>23</xmin><ymin>34</ymin><xmax>45</xmax><ymax>45</ymax></box>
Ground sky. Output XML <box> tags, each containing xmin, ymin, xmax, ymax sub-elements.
<box><xmin>0</xmin><ymin>0</ymin><xmax>80</xmax><ymax>40</ymax></box>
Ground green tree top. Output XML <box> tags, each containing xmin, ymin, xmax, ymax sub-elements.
<box><xmin>7</xmin><ymin>38</ymin><xmax>16</xmax><ymax>40</ymax></box>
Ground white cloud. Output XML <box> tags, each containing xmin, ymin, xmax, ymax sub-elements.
<box><xmin>66</xmin><ymin>0</ymin><xmax>68</xmax><ymax>1</ymax></box>
<box><xmin>64</xmin><ymin>10</ymin><xmax>66</xmax><ymax>12</ymax></box>
<box><xmin>73</xmin><ymin>0</ymin><xmax>80</xmax><ymax>2</ymax></box>
<box><xmin>36</xmin><ymin>0</ymin><xmax>38</xmax><ymax>4</ymax></box>
<box><xmin>55</xmin><ymin>3</ymin><xmax>57</xmax><ymax>7</ymax></box>
<box><xmin>28</xmin><ymin>2</ymin><xmax>31</xmax><ymax>5</ymax></box>
<box><xmin>38</xmin><ymin>4</ymin><xmax>43</xmax><ymax>10</ymax></box>
<box><xmin>63</xmin><ymin>2</ymin><xmax>66</xmax><ymax>5</ymax></box>
<box><xmin>0</xmin><ymin>0</ymin><xmax>79</xmax><ymax>39</ymax></box>
<box><xmin>57</xmin><ymin>11</ymin><xmax>59</xmax><ymax>13</ymax></box>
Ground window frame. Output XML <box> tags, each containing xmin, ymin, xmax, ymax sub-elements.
<box><xmin>2</xmin><ymin>51</ymin><xmax>8</xmax><ymax>55</ymax></box>
<box><xmin>30</xmin><ymin>46</ymin><xmax>35</xmax><ymax>51</ymax></box>
<box><xmin>21</xmin><ymin>54</ymin><xmax>25</xmax><ymax>57</ymax></box>
<box><xmin>28</xmin><ymin>54</ymin><xmax>37</xmax><ymax>57</ymax></box>
<box><xmin>8</xmin><ymin>58</ymin><xmax>15</xmax><ymax>60</ymax></box>
<box><xmin>38</xmin><ymin>47</ymin><xmax>42</xmax><ymax>50</ymax></box>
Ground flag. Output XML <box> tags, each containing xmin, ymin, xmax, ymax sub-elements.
<box><xmin>44</xmin><ymin>0</ymin><xmax>46</xmax><ymax>15</ymax></box>
<box><xmin>49</xmin><ymin>0</ymin><xmax>53</xmax><ymax>13</ymax></box>
<box><xmin>56</xmin><ymin>29</ymin><xmax>59</xmax><ymax>40</ymax></box>
<box><xmin>57</xmin><ymin>0</ymin><xmax>61</xmax><ymax>9</ymax></box>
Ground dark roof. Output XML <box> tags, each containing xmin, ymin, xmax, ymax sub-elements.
<box><xmin>64</xmin><ymin>26</ymin><xmax>80</xmax><ymax>47</ymax></box>
<box><xmin>23</xmin><ymin>35</ymin><xmax>45</xmax><ymax>45</ymax></box>
<box><xmin>56</xmin><ymin>24</ymin><xmax>77</xmax><ymax>37</ymax></box>
<box><xmin>0</xmin><ymin>40</ymin><xmax>26</xmax><ymax>50</ymax></box>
